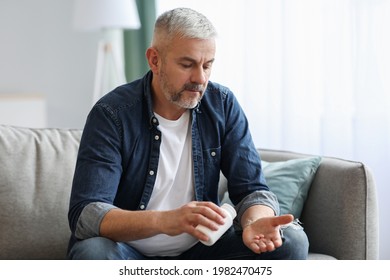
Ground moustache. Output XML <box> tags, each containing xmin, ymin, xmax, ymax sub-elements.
<box><xmin>183</xmin><ymin>83</ymin><xmax>204</xmax><ymax>92</ymax></box>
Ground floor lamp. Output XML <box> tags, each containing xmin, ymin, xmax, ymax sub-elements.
<box><xmin>73</xmin><ymin>0</ymin><xmax>141</xmax><ymax>105</ymax></box>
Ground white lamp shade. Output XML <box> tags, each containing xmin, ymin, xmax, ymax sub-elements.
<box><xmin>73</xmin><ymin>0</ymin><xmax>141</xmax><ymax>31</ymax></box>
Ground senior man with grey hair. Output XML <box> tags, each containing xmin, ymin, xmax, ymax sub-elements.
<box><xmin>67</xmin><ymin>7</ymin><xmax>309</xmax><ymax>260</ymax></box>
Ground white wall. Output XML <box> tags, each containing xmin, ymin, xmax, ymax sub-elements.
<box><xmin>0</xmin><ymin>0</ymin><xmax>99</xmax><ymax>129</ymax></box>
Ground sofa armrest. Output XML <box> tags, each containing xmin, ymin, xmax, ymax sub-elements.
<box><xmin>259</xmin><ymin>149</ymin><xmax>379</xmax><ymax>260</ymax></box>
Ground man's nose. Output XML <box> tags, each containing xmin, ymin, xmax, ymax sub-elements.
<box><xmin>191</xmin><ymin>66</ymin><xmax>207</xmax><ymax>85</ymax></box>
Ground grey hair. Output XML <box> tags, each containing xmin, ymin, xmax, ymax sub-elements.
<box><xmin>152</xmin><ymin>8</ymin><xmax>217</xmax><ymax>47</ymax></box>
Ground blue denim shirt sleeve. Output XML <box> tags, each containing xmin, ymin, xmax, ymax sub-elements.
<box><xmin>68</xmin><ymin>103</ymin><xmax>124</xmax><ymax>235</ymax></box>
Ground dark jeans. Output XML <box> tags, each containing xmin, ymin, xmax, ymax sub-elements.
<box><xmin>68</xmin><ymin>222</ymin><xmax>309</xmax><ymax>260</ymax></box>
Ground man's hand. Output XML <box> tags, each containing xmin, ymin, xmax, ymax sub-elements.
<box><xmin>100</xmin><ymin>201</ymin><xmax>226</xmax><ymax>242</ymax></box>
<box><xmin>161</xmin><ymin>201</ymin><xmax>226</xmax><ymax>242</ymax></box>
<box><xmin>242</xmin><ymin>214</ymin><xmax>294</xmax><ymax>254</ymax></box>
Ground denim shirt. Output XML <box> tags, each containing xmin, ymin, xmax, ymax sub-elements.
<box><xmin>68</xmin><ymin>71</ymin><xmax>279</xmax><ymax>245</ymax></box>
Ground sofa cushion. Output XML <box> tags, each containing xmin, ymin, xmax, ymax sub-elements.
<box><xmin>0</xmin><ymin>125</ymin><xmax>82</xmax><ymax>259</ymax></box>
<box><xmin>261</xmin><ymin>157</ymin><xmax>321</xmax><ymax>218</ymax></box>
<box><xmin>219</xmin><ymin>156</ymin><xmax>321</xmax><ymax>219</ymax></box>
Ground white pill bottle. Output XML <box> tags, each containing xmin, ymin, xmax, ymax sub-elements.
<box><xmin>196</xmin><ymin>203</ymin><xmax>237</xmax><ymax>246</ymax></box>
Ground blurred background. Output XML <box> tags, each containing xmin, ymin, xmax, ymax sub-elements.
<box><xmin>1</xmin><ymin>0</ymin><xmax>389</xmax><ymax>259</ymax></box>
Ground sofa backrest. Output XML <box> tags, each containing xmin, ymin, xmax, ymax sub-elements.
<box><xmin>0</xmin><ymin>125</ymin><xmax>82</xmax><ymax>259</ymax></box>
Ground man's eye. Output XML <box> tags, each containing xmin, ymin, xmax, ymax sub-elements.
<box><xmin>181</xmin><ymin>64</ymin><xmax>192</xmax><ymax>68</ymax></box>
<box><xmin>203</xmin><ymin>62</ymin><xmax>214</xmax><ymax>70</ymax></box>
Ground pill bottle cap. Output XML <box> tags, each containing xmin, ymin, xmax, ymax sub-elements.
<box><xmin>221</xmin><ymin>203</ymin><xmax>237</xmax><ymax>219</ymax></box>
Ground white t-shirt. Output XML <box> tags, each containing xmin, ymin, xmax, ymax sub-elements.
<box><xmin>127</xmin><ymin>111</ymin><xmax>198</xmax><ymax>256</ymax></box>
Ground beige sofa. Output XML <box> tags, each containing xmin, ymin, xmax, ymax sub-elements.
<box><xmin>0</xmin><ymin>125</ymin><xmax>379</xmax><ymax>259</ymax></box>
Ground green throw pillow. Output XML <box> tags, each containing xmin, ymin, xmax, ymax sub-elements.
<box><xmin>262</xmin><ymin>157</ymin><xmax>322</xmax><ymax>218</ymax></box>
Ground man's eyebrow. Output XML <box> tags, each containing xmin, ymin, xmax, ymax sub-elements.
<box><xmin>177</xmin><ymin>56</ymin><xmax>215</xmax><ymax>64</ymax></box>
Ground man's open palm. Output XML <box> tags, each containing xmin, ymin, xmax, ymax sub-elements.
<box><xmin>243</xmin><ymin>214</ymin><xmax>294</xmax><ymax>254</ymax></box>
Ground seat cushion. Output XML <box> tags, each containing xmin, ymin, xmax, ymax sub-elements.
<box><xmin>308</xmin><ymin>253</ymin><xmax>337</xmax><ymax>260</ymax></box>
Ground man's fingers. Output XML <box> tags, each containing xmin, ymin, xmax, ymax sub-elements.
<box><xmin>271</xmin><ymin>214</ymin><xmax>294</xmax><ymax>226</ymax></box>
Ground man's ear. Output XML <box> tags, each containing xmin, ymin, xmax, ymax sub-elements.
<box><xmin>146</xmin><ymin>47</ymin><xmax>159</xmax><ymax>74</ymax></box>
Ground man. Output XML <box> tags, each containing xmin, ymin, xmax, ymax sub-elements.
<box><xmin>68</xmin><ymin>7</ymin><xmax>309</xmax><ymax>260</ymax></box>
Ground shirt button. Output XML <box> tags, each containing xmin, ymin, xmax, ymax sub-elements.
<box><xmin>152</xmin><ymin>118</ymin><xmax>157</xmax><ymax>124</ymax></box>
<box><xmin>211</xmin><ymin>151</ymin><xmax>216</xmax><ymax>157</ymax></box>
<box><xmin>154</xmin><ymin>135</ymin><xmax>160</xmax><ymax>140</ymax></box>
<box><xmin>149</xmin><ymin>170</ymin><xmax>155</xmax><ymax>176</ymax></box>
<box><xmin>140</xmin><ymin>204</ymin><xmax>145</xmax><ymax>210</ymax></box>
